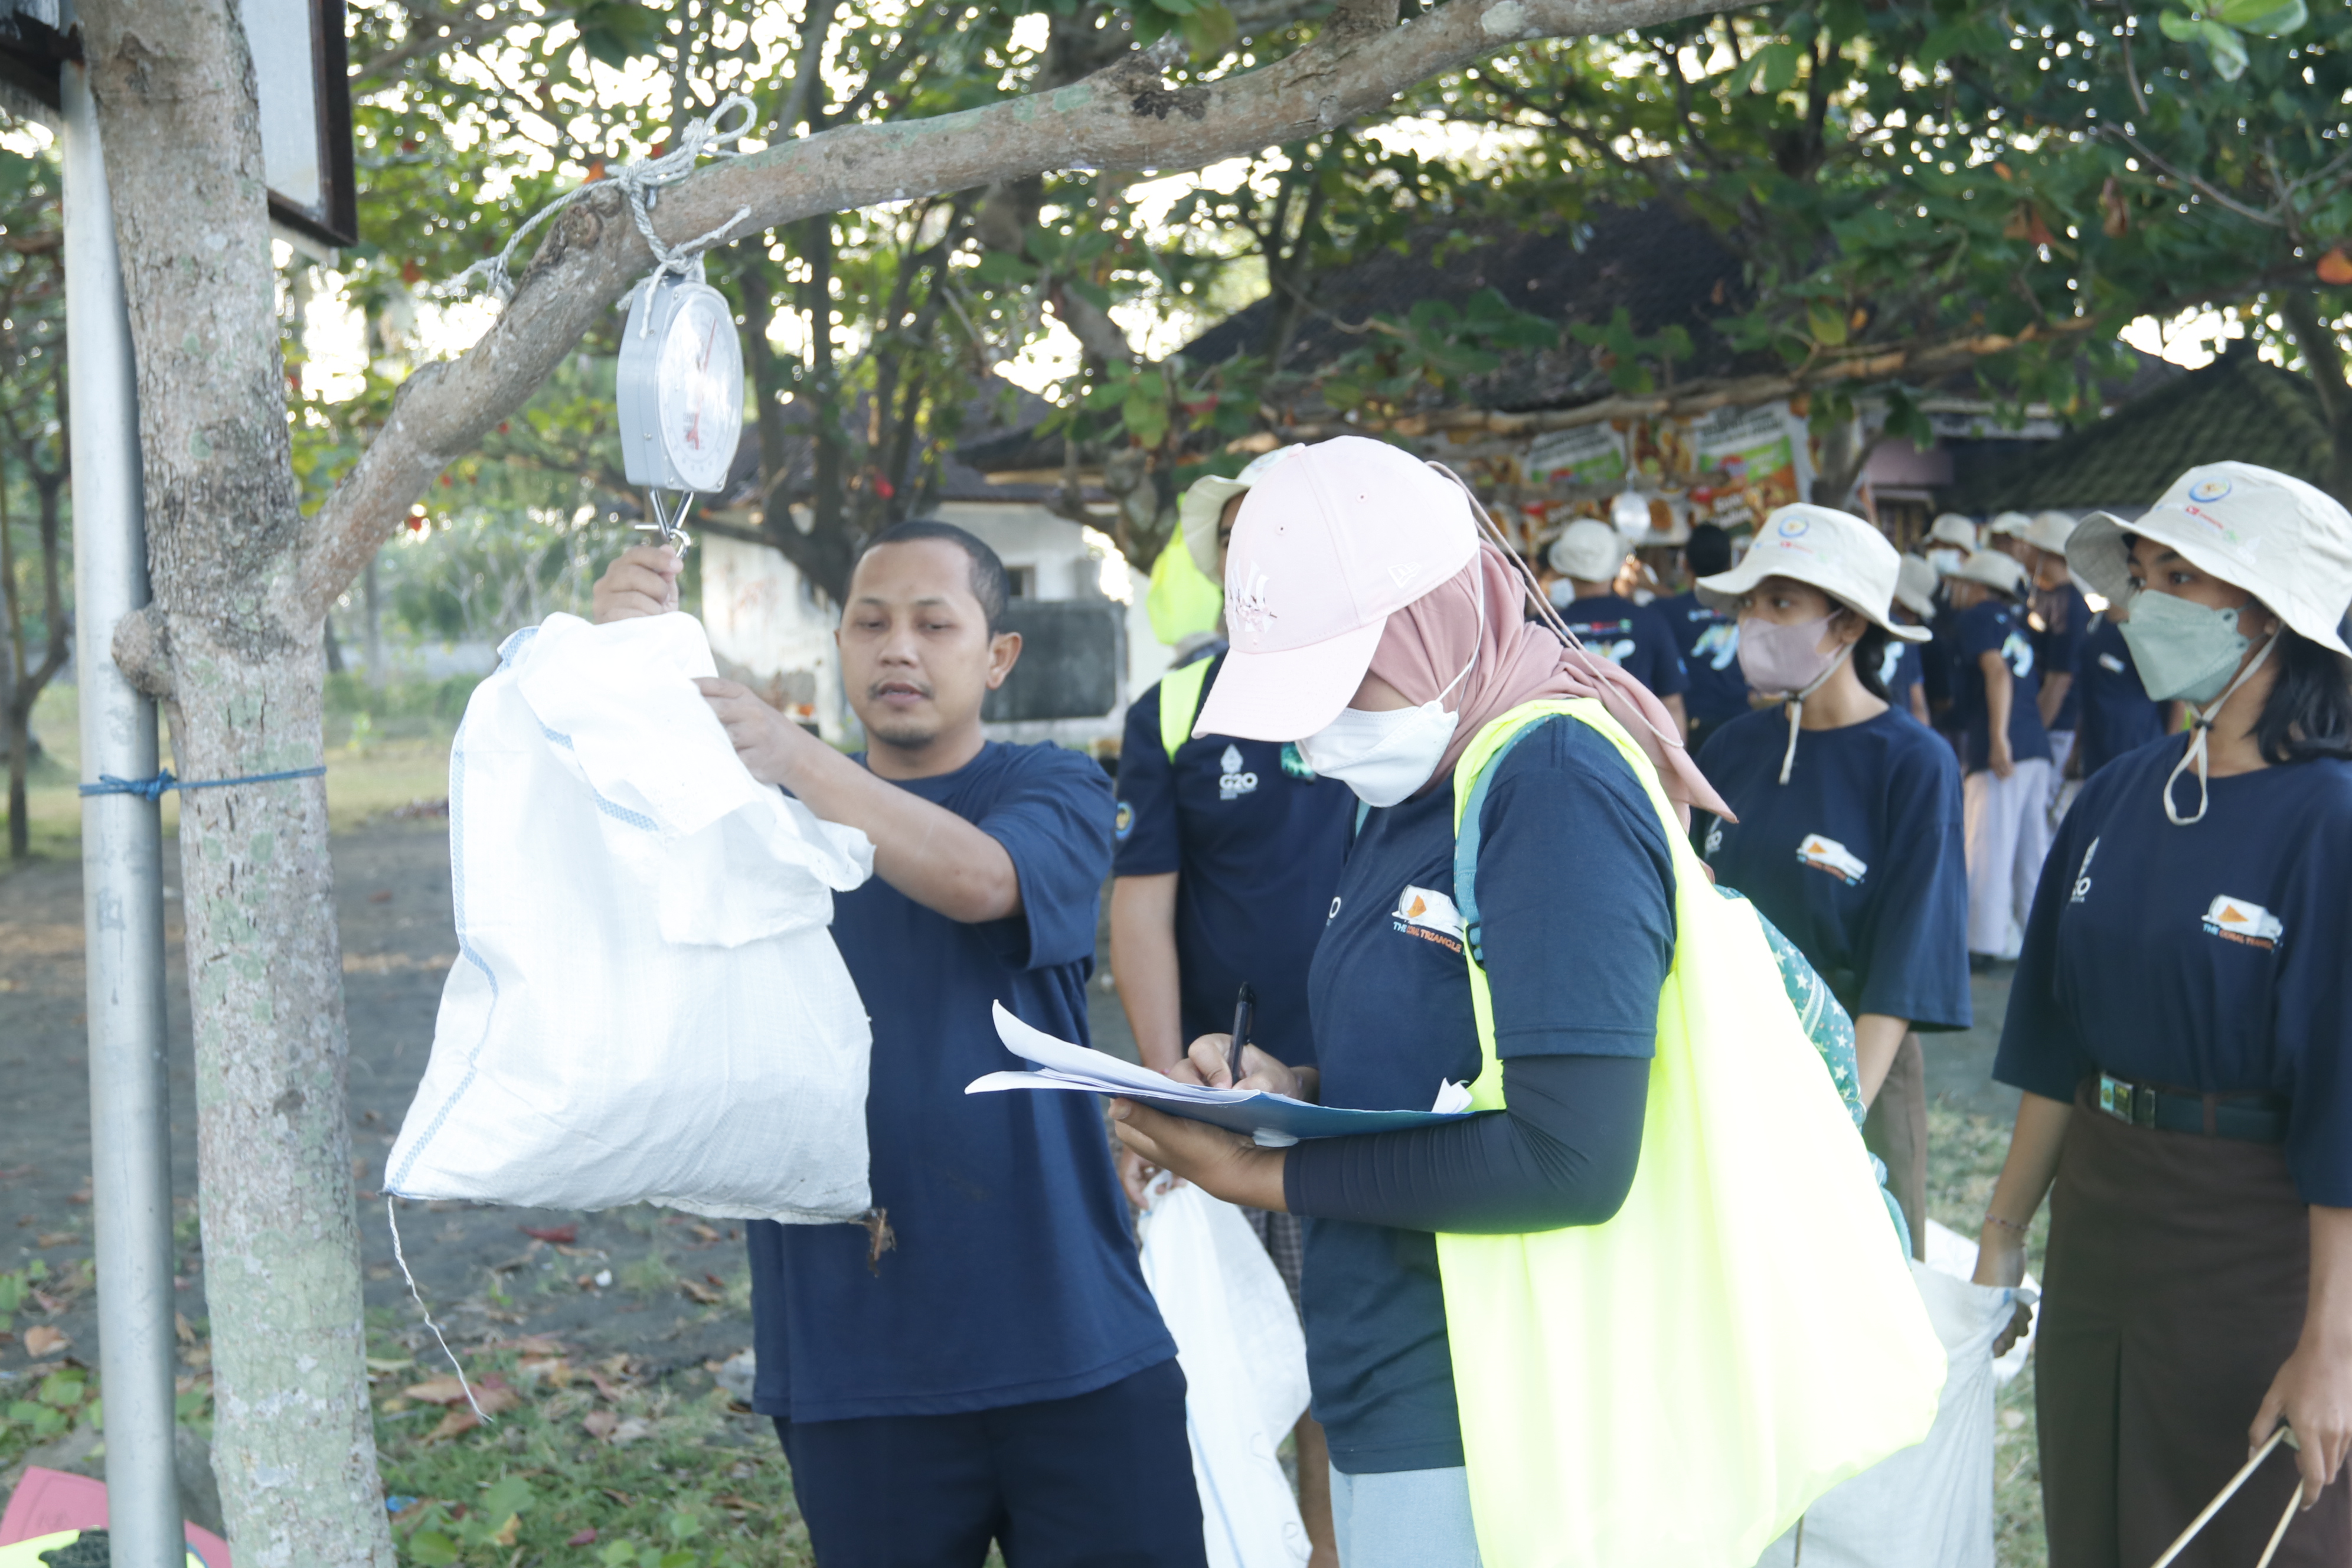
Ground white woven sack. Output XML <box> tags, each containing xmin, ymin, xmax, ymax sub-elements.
<box><xmin>1138</xmin><ymin>1177</ymin><xmax>1312</xmax><ymax>1568</ymax></box>
<box><xmin>1751</xmin><ymin>1256</ymin><xmax>2024</xmax><ymax>1568</ymax></box>
<box><xmin>386</xmin><ymin>612</ymin><xmax>876</xmax><ymax>1223</ymax></box>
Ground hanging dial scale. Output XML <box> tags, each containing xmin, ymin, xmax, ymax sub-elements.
<box><xmin>616</xmin><ymin>264</ymin><xmax>746</xmax><ymax>553</ymax></box>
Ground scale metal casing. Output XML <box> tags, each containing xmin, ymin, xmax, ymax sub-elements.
<box><xmin>616</xmin><ymin>272</ymin><xmax>746</xmax><ymax>496</ymax></box>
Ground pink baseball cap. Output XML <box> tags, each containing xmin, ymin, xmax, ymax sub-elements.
<box><xmin>1192</xmin><ymin>436</ymin><xmax>1479</xmax><ymax>741</ymax></box>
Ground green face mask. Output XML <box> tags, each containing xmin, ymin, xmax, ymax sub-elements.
<box><xmin>2117</xmin><ymin>587</ymin><xmax>2279</xmax><ymax>826</ymax></box>
<box><xmin>2118</xmin><ymin>590</ymin><xmax>2250</xmax><ymax>707</ymax></box>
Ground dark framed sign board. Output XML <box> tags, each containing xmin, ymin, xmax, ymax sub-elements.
<box><xmin>0</xmin><ymin>0</ymin><xmax>357</xmax><ymax>250</ymax></box>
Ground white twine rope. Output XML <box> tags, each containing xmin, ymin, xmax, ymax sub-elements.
<box><xmin>387</xmin><ymin>1197</ymin><xmax>490</xmax><ymax>1423</ymax></box>
<box><xmin>452</xmin><ymin>93</ymin><xmax>760</xmax><ymax>307</ymax></box>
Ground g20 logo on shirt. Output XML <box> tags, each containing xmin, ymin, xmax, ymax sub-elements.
<box><xmin>1113</xmin><ymin>801</ymin><xmax>1135</xmax><ymax>842</ymax></box>
<box><xmin>1218</xmin><ymin>744</ymin><xmax>1259</xmax><ymax>801</ymax></box>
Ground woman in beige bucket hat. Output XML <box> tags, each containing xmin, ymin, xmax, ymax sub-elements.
<box><xmin>1975</xmin><ymin>462</ymin><xmax>2352</xmax><ymax>1567</ymax></box>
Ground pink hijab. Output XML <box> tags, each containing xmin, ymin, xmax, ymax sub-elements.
<box><xmin>1367</xmin><ymin>538</ymin><xmax>1733</xmax><ymax>822</ymax></box>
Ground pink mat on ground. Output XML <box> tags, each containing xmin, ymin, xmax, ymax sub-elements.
<box><xmin>0</xmin><ymin>1468</ymin><xmax>233</xmax><ymax>1564</ymax></box>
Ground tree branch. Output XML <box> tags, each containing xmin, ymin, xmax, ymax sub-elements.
<box><xmin>294</xmin><ymin>0</ymin><xmax>1752</xmax><ymax>623</ymax></box>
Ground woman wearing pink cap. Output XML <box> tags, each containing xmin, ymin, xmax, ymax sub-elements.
<box><xmin>1108</xmin><ymin>436</ymin><xmax>1724</xmax><ymax>1566</ymax></box>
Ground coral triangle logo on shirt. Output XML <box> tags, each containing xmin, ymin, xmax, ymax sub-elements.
<box><xmin>2201</xmin><ymin>894</ymin><xmax>2283</xmax><ymax>950</ymax></box>
<box><xmin>1390</xmin><ymin>884</ymin><xmax>1464</xmax><ymax>952</ymax></box>
<box><xmin>1795</xmin><ymin>833</ymin><xmax>1868</xmax><ymax>886</ymax></box>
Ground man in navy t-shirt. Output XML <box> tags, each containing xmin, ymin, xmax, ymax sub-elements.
<box><xmin>593</xmin><ymin>524</ymin><xmax>1201</xmax><ymax>1566</ymax></box>
<box><xmin>1942</xmin><ymin>550</ymin><xmax>2054</xmax><ymax>962</ymax></box>
<box><xmin>1656</xmin><ymin>522</ymin><xmax>1749</xmax><ymax>752</ymax></box>
<box><xmin>1546</xmin><ymin>520</ymin><xmax>1689</xmax><ymax>731</ymax></box>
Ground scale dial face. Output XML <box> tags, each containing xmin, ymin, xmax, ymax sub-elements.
<box><xmin>652</xmin><ymin>282</ymin><xmax>745</xmax><ymax>494</ymax></box>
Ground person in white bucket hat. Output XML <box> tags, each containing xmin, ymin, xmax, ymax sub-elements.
<box><xmin>1938</xmin><ymin>548</ymin><xmax>2056</xmax><ymax>963</ymax></box>
<box><xmin>2023</xmin><ymin>511</ymin><xmax>2091</xmax><ymax>824</ymax></box>
<box><xmin>1886</xmin><ymin>553</ymin><xmax>1941</xmax><ymax>726</ymax></box>
<box><xmin>1926</xmin><ymin>512</ymin><xmax>1979</xmax><ymax>575</ymax></box>
<box><xmin>1974</xmin><ymin>460</ymin><xmax>2352</xmax><ymax>1567</ymax></box>
<box><xmin>1546</xmin><ymin>521</ymin><xmax>1693</xmax><ymax>737</ymax></box>
<box><xmin>1690</xmin><ymin>504</ymin><xmax>1968</xmax><ymax>1253</ymax></box>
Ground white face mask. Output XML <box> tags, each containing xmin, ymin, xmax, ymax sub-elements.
<box><xmin>1297</xmin><ymin>603</ymin><xmax>1482</xmax><ymax>809</ymax></box>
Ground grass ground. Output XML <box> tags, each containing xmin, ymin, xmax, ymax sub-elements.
<box><xmin>4</xmin><ymin>678</ymin><xmax>465</xmax><ymax>876</ymax></box>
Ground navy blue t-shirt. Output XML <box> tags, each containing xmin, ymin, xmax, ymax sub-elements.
<box><xmin>747</xmin><ymin>741</ymin><xmax>1175</xmax><ymax>1421</ymax></box>
<box><xmin>1658</xmin><ymin>590</ymin><xmax>1746</xmax><ymax>723</ymax></box>
<box><xmin>2075</xmin><ymin>616</ymin><xmax>2167</xmax><ymax>778</ymax></box>
<box><xmin>1922</xmin><ymin>601</ymin><xmax>1964</xmax><ymax>720</ymax></box>
<box><xmin>1995</xmin><ymin>740</ymin><xmax>2352</xmax><ymax>1205</ymax></box>
<box><xmin>1558</xmin><ymin>594</ymin><xmax>1689</xmax><ymax>700</ymax></box>
<box><xmin>2033</xmin><ymin>583</ymin><xmax>2090</xmax><ymax>731</ymax></box>
<box><xmin>1949</xmin><ymin>599</ymin><xmax>2052</xmax><ymax>773</ymax></box>
<box><xmin>1302</xmin><ymin>717</ymin><xmax>1675</xmax><ymax>1473</ymax></box>
<box><xmin>1114</xmin><ymin>651</ymin><xmax>1353</xmax><ymax>1064</ymax></box>
<box><xmin>1696</xmin><ymin>708</ymin><xmax>1969</xmax><ymax>1030</ymax></box>
<box><xmin>1874</xmin><ymin>639</ymin><xmax>1925</xmax><ymax>717</ymax></box>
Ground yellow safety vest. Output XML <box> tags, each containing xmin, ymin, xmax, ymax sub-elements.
<box><xmin>1146</xmin><ymin>534</ymin><xmax>1224</xmax><ymax>649</ymax></box>
<box><xmin>1155</xmin><ymin>653</ymin><xmax>1217</xmax><ymax>763</ymax></box>
<box><xmin>1435</xmin><ymin>700</ymin><xmax>1945</xmax><ymax>1567</ymax></box>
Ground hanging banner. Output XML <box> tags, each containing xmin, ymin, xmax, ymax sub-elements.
<box><xmin>1687</xmin><ymin>404</ymin><xmax>1813</xmax><ymax>529</ymax></box>
<box><xmin>1526</xmin><ymin>423</ymin><xmax>1629</xmax><ymax>491</ymax></box>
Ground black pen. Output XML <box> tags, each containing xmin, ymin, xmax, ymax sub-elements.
<box><xmin>1227</xmin><ymin>982</ymin><xmax>1256</xmax><ymax>1090</ymax></box>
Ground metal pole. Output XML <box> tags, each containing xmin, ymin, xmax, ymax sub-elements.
<box><xmin>61</xmin><ymin>55</ymin><xmax>185</xmax><ymax>1568</ymax></box>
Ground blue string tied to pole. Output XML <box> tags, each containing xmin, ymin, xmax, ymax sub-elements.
<box><xmin>79</xmin><ymin>765</ymin><xmax>327</xmax><ymax>801</ymax></box>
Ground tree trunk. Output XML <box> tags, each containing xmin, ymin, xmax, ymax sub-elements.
<box><xmin>76</xmin><ymin>2</ymin><xmax>394</xmax><ymax>1562</ymax></box>
<box><xmin>2277</xmin><ymin>290</ymin><xmax>2352</xmax><ymax>507</ymax></box>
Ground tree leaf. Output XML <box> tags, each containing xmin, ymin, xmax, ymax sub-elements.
<box><xmin>2198</xmin><ymin>19</ymin><xmax>2250</xmax><ymax>79</ymax></box>
<box><xmin>2157</xmin><ymin>8</ymin><xmax>2203</xmax><ymax>41</ymax></box>
<box><xmin>1808</xmin><ymin>304</ymin><xmax>1849</xmax><ymax>347</ymax></box>
<box><xmin>2211</xmin><ymin>0</ymin><xmax>2304</xmax><ymax>33</ymax></box>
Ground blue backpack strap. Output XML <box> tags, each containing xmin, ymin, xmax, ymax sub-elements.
<box><xmin>1451</xmin><ymin>717</ymin><xmax>1555</xmax><ymax>966</ymax></box>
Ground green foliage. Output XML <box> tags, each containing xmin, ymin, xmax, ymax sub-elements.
<box><xmin>0</xmin><ymin>1257</ymin><xmax>45</xmax><ymax>1323</ymax></box>
<box><xmin>1569</xmin><ymin>308</ymin><xmax>1695</xmax><ymax>395</ymax></box>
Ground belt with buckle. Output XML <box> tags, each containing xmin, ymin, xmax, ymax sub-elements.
<box><xmin>2096</xmin><ymin>1073</ymin><xmax>2287</xmax><ymax>1144</ymax></box>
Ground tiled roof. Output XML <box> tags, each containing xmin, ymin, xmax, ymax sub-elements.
<box><xmin>1178</xmin><ymin>202</ymin><xmax>1774</xmax><ymax>407</ymax></box>
<box><xmin>1946</xmin><ymin>347</ymin><xmax>2331</xmax><ymax>512</ymax></box>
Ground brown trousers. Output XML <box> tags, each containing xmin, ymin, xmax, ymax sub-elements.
<box><xmin>2037</xmin><ymin>1083</ymin><xmax>2350</xmax><ymax>1567</ymax></box>
<box><xmin>1861</xmin><ymin>1031</ymin><xmax>1927</xmax><ymax>1261</ymax></box>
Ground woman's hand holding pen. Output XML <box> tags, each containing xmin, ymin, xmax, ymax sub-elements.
<box><xmin>1110</xmin><ymin>1034</ymin><xmax>1312</xmax><ymax>1213</ymax></box>
<box><xmin>1169</xmin><ymin>1033</ymin><xmax>1321</xmax><ymax>1103</ymax></box>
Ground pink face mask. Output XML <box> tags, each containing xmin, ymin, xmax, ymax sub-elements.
<box><xmin>1735</xmin><ymin>613</ymin><xmax>1854</xmax><ymax>785</ymax></box>
<box><xmin>1737</xmin><ymin>614</ymin><xmax>1845</xmax><ymax>698</ymax></box>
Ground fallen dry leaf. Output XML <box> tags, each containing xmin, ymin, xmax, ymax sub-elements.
<box><xmin>176</xmin><ymin>1312</ymin><xmax>198</xmax><ymax>1346</ymax></box>
<box><xmin>679</xmin><ymin>1278</ymin><xmax>722</xmax><ymax>1305</ymax></box>
<box><xmin>403</xmin><ymin>1376</ymin><xmax>471</xmax><ymax>1405</ymax></box>
<box><xmin>582</xmin><ymin>1409</ymin><xmax>619</xmax><ymax>1440</ymax></box>
<box><xmin>687</xmin><ymin>1223</ymin><xmax>722</xmax><ymax>1244</ymax></box>
<box><xmin>607</xmin><ymin>1417</ymin><xmax>653</xmax><ymax>1445</ymax></box>
<box><xmin>567</xmin><ymin>1528</ymin><xmax>599</xmax><ymax>1547</ymax></box>
<box><xmin>21</xmin><ymin>1325</ymin><xmax>69</xmax><ymax>1357</ymax></box>
<box><xmin>34</xmin><ymin>1233</ymin><xmax>79</xmax><ymax>1249</ymax></box>
<box><xmin>66</xmin><ymin>1187</ymin><xmax>89</xmax><ymax>1204</ymax></box>
<box><xmin>488</xmin><ymin>1513</ymin><xmax>520</xmax><ymax>1547</ymax></box>
<box><xmin>520</xmin><ymin>1224</ymin><xmax>577</xmax><ymax>1244</ymax></box>
<box><xmin>425</xmin><ymin>1408</ymin><xmax>481</xmax><ymax>1442</ymax></box>
<box><xmin>475</xmin><ymin>1383</ymin><xmax>524</xmax><ymax>1418</ymax></box>
<box><xmin>484</xmin><ymin>1334</ymin><xmax>567</xmax><ymax>1354</ymax></box>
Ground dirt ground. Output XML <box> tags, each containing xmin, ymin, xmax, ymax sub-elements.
<box><xmin>0</xmin><ymin>819</ymin><xmax>1148</xmax><ymax>1393</ymax></box>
